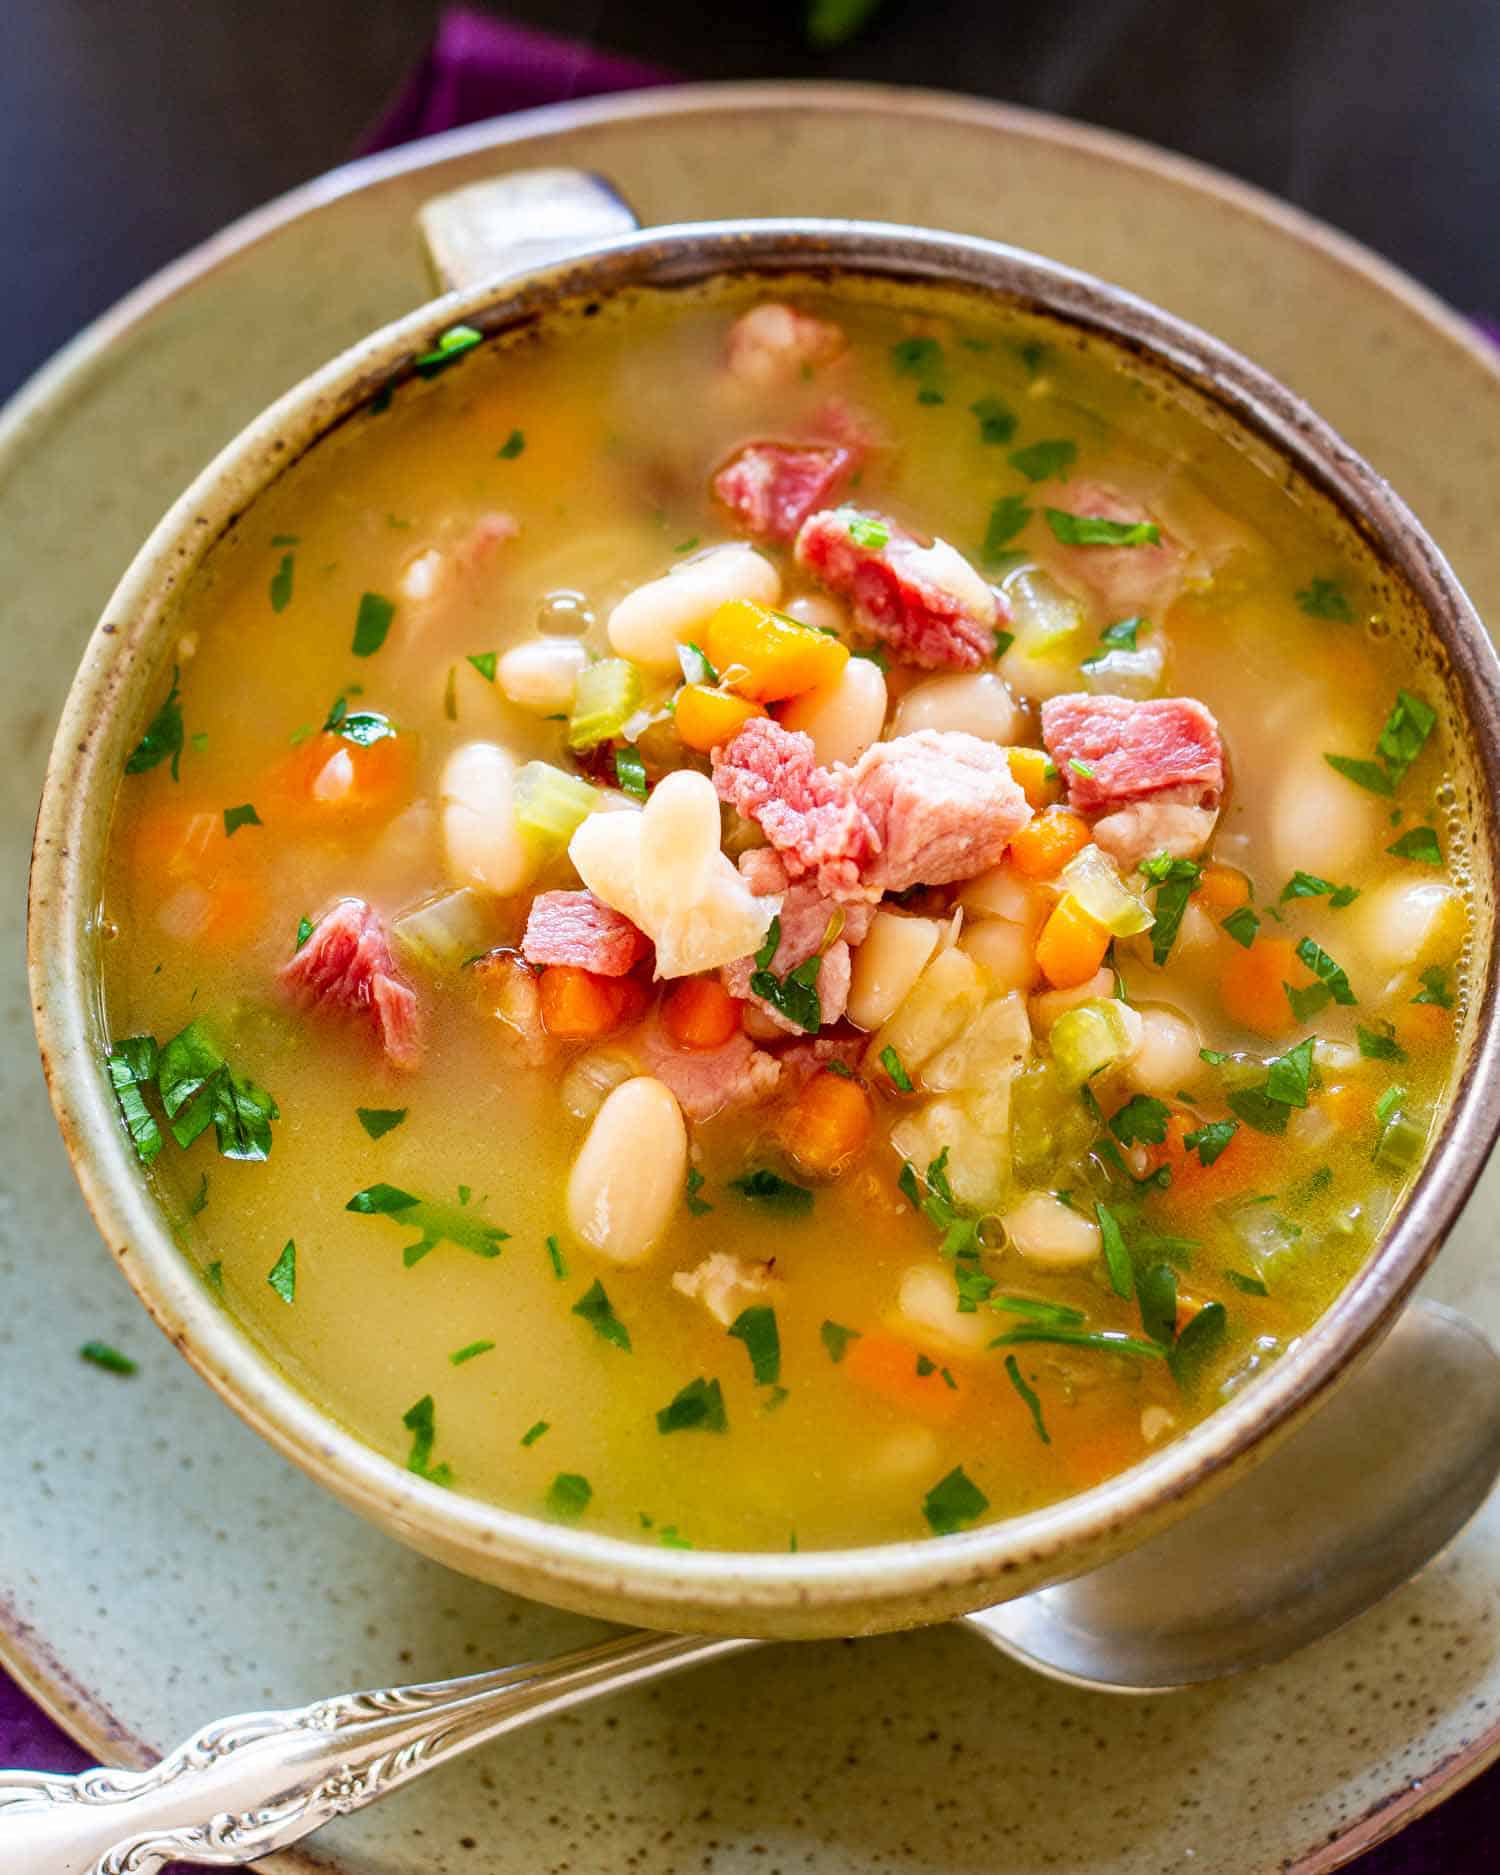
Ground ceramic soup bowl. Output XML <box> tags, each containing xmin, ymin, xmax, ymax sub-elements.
<box><xmin>27</xmin><ymin>169</ymin><xmax>1500</xmax><ymax>1638</ymax></box>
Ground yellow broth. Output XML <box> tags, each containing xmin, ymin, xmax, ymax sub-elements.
<box><xmin>99</xmin><ymin>278</ymin><xmax>1468</xmax><ymax>1551</ymax></box>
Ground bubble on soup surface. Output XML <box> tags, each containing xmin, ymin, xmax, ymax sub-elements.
<box><xmin>539</xmin><ymin>589</ymin><xmax>596</xmax><ymax>635</ymax></box>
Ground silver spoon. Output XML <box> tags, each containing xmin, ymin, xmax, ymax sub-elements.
<box><xmin>4</xmin><ymin>1298</ymin><xmax>1496</xmax><ymax>1875</ymax></box>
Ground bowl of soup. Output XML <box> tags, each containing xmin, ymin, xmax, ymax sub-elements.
<box><xmin>28</xmin><ymin>171</ymin><xmax>1500</xmax><ymax>1638</ymax></box>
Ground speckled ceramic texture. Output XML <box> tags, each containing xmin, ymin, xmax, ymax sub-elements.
<box><xmin>5</xmin><ymin>81</ymin><xmax>1500</xmax><ymax>1871</ymax></box>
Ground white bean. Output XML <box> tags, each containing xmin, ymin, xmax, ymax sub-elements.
<box><xmin>607</xmin><ymin>544</ymin><xmax>780</xmax><ymax>670</ymax></box>
<box><xmin>440</xmin><ymin>741</ymin><xmax>533</xmax><ymax>897</ymax></box>
<box><xmin>960</xmin><ymin>917</ymin><xmax>1040</xmax><ymax>994</ymax></box>
<box><xmin>634</xmin><ymin>769</ymin><xmax>723</xmax><ymax>925</ymax></box>
<box><xmin>869</xmin><ymin>947</ymin><xmax>987</xmax><ymax>1075</ymax></box>
<box><xmin>1003</xmin><ymin>1191</ymin><xmax>1101</xmax><ymax>1270</ymax></box>
<box><xmin>959</xmin><ymin>861</ymin><xmax>1040</xmax><ymax>925</ymax></box>
<box><xmin>778</xmin><ymin>657</ymin><xmax>888</xmax><ymax>766</ymax></box>
<box><xmin>497</xmin><ymin>637</ymin><xmax>589</xmax><ymax>714</ymax></box>
<box><xmin>1126</xmin><ymin>1006</ymin><xmax>1203</xmax><ymax>1097</ymax></box>
<box><xmin>1353</xmin><ymin>877</ymin><xmax>1465</xmax><ymax>991</ymax></box>
<box><xmin>1270</xmin><ymin>749</ymin><xmax>1384</xmax><ymax>880</ymax></box>
<box><xmin>897</xmin><ymin>1264</ymin><xmax>992</xmax><ymax>1354</ymax></box>
<box><xmin>847</xmin><ymin>909</ymin><xmax>942</xmax><ymax>1031</ymax></box>
<box><xmin>892</xmin><ymin>670</ymin><xmax>1024</xmax><ymax>743</ymax></box>
<box><xmin>566</xmin><ymin>1077</ymin><xmax>687</xmax><ymax>1265</ymax></box>
<box><xmin>781</xmin><ymin>592</ymin><xmax>849</xmax><ymax>636</ymax></box>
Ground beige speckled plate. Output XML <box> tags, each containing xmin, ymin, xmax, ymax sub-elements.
<box><xmin>4</xmin><ymin>82</ymin><xmax>1500</xmax><ymax>1875</ymax></box>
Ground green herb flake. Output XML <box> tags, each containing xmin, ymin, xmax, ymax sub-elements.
<box><xmin>655</xmin><ymin>1376</ymin><xmax>728</xmax><ymax>1434</ymax></box>
<box><xmin>1109</xmin><ymin>1095</ymin><xmax>1170</xmax><ymax>1147</ymax></box>
<box><xmin>728</xmin><ymin>1305</ymin><xmax>781</xmax><ymax>1386</ymax></box>
<box><xmin>1324</xmin><ymin>754</ymin><xmax>1395</xmax><ymax>797</ymax></box>
<box><xmin>1183</xmin><ymin>1117</ymin><xmax>1239</xmax><ymax>1167</ymax></box>
<box><xmin>846</xmin><ymin>513</ymin><xmax>890</xmax><ymax>550</ymax></box>
<box><xmin>1044</xmin><ymin>508</ymin><xmax>1161</xmax><ymax>548</ymax></box>
<box><xmin>1082</xmin><ymin>616</ymin><xmax>1147</xmax><ymax>668</ymax></box>
<box><xmin>729</xmin><ymin>1168</ymin><xmax>814</xmax><ymax>1213</ymax></box>
<box><xmin>1377</xmin><ymin>690</ymin><xmax>1438</xmax><ymax>783</ymax></box>
<box><xmin>450</xmin><ymin>1340</ymin><xmax>495</xmax><ymax>1366</ymax></box>
<box><xmin>188</xmin><ymin>1172</ymin><xmax>209</xmax><ymax>1216</ymax></box>
<box><xmin>106</xmin><ymin>1036</ymin><xmax>163</xmax><ymax>1164</ymax></box>
<box><xmin>1140</xmin><ymin>853</ymin><xmax>1203</xmax><ymax>965</ymax></box>
<box><xmin>1169</xmin><ymin>1302</ymin><xmax>1229</xmax><ymax>1392</ymax></box>
<box><xmin>1263</xmin><ymin>1036</ymin><xmax>1317</xmax><ymax>1109</ymax></box>
<box><xmin>1387</xmin><ymin>825</ymin><xmax>1443</xmax><ymax>865</ymax></box>
<box><xmin>520</xmin><ymin>1419</ymin><xmax>549</xmax><ymax>1445</ymax></box>
<box><xmin>1413</xmin><ymin>965</ymin><xmax>1454</xmax><ymax>1009</ymax></box>
<box><xmin>125</xmin><ymin>667</ymin><xmax>185</xmax><ymax>780</ymax></box>
<box><xmin>545</xmin><ymin>1472</ymin><xmax>592</xmax><ymax>1519</ymax></box>
<box><xmin>1357</xmin><ymin>1023</ymin><xmax>1407</xmax><ymax>1062</ymax></box>
<box><xmin>497</xmin><ymin>429</ymin><xmax>526</xmax><ymax>459</ymax></box>
<box><xmin>1294</xmin><ymin>936</ymin><xmax>1357</xmax><ymax>1007</ymax></box>
<box><xmin>982</xmin><ymin>494</ymin><xmax>1032</xmax><ymax>560</ymax></box>
<box><xmin>992</xmin><ymin>1295</ymin><xmax>1086</xmax><ymax>1328</ymax></box>
<box><xmin>992</xmin><ymin>629</ymin><xmax>1015</xmax><ymax>661</ymax></box>
<box><xmin>222</xmin><ymin>803</ymin><xmax>262</xmax><ymax>838</ymax></box>
<box><xmin>970</xmin><ymin>395</ymin><xmax>1018</xmax><ymax>445</ymax></box>
<box><xmin>1225</xmin><ymin>1269</ymin><xmax>1270</xmax><ymax>1296</ymax></box>
<box><xmin>821</xmin><ymin>1319</ymin><xmax>862</xmax><ymax>1363</ymax></box>
<box><xmin>351</xmin><ymin>591</ymin><xmax>397</xmax><ymax>658</ymax></box>
<box><xmin>572</xmin><ymin>1278</ymin><xmax>632</xmax><ymax>1352</ymax></box>
<box><xmin>614</xmin><ymin>745</ymin><xmax>649</xmax><ymax>800</ymax></box>
<box><xmin>1136</xmin><ymin>1261</ymin><xmax>1179</xmax><ymax>1347</ymax></box>
<box><xmin>1226</xmin><ymin>1086</ymin><xmax>1289</xmax><ymax>1136</ymax></box>
<box><xmin>990</xmin><ymin>1324</ymin><xmax>1167</xmax><ymax>1359</ymax></box>
<box><xmin>415</xmin><ymin>322</ymin><xmax>484</xmax><ymax>377</ymax></box>
<box><xmin>295</xmin><ymin>915</ymin><xmax>314</xmax><ymax>952</ymax></box>
<box><xmin>1222</xmin><ymin>905</ymin><xmax>1261</xmax><ymax>949</ymax></box>
<box><xmin>677</xmin><ymin>641</ymin><xmax>719</xmax><ymax>688</ymax></box>
<box><xmin>1004</xmin><ymin>1356</ymin><xmax>1050</xmax><ymax>1444</ymax></box>
<box><xmin>922</xmin><ymin>1464</ymin><xmax>989</xmax><ymax>1536</ymax></box>
<box><xmin>1094</xmin><ymin>1202</ymin><xmax>1134</xmax><ymax>1299</ymax></box>
<box><xmin>204</xmin><ymin>1260</ymin><xmax>224</xmax><ymax>1293</ymax></box>
<box><xmin>466</xmin><ymin>651</ymin><xmax>498</xmax><ymax>683</ymax></box>
<box><xmin>346</xmin><ymin>1183</ymin><xmax>508</xmax><ymax>1266</ymax></box>
<box><xmin>270</xmin><ymin>533</ymin><xmax>300</xmax><ymax>547</ymax></box>
<box><xmin>685</xmin><ymin>1166</ymin><xmax>713</xmax><ymax>1216</ymax></box>
<box><xmin>1280</xmin><ymin>870</ymin><xmax>1360</xmax><ymax>907</ymax></box>
<box><xmin>1295</xmin><ymin>577</ymin><xmax>1353</xmax><ymax>621</ymax></box>
<box><xmin>401</xmin><ymin>1394</ymin><xmax>453</xmax><ymax>1486</ymax></box>
<box><xmin>356</xmin><ymin>1106</ymin><xmax>407</xmax><ymax>1140</ymax></box>
<box><xmin>546</xmin><ymin>1233</ymin><xmax>568</xmax><ymax>1278</ymax></box>
<box><xmin>269</xmin><ymin>552</ymin><xmax>295</xmax><ymax>613</ymax></box>
<box><xmin>890</xmin><ymin>336</ymin><xmax>944</xmax><ymax>377</ymax></box>
<box><xmin>749</xmin><ymin>919</ymin><xmax>822</xmax><ymax>1033</ymax></box>
<box><xmin>266</xmin><ymin>1239</ymin><xmax>296</xmax><ymax>1304</ymax></box>
<box><xmin>880</xmin><ymin>1044</ymin><xmax>914</xmax><ymax>1093</ymax></box>
<box><xmin>1009</xmin><ymin>437</ymin><xmax>1077</xmax><ymax>483</ymax></box>
<box><xmin>79</xmin><ymin>1340</ymin><xmax>136</xmax><ymax>1376</ymax></box>
<box><xmin>152</xmin><ymin>1019</ymin><xmax>279</xmax><ymax>1162</ymax></box>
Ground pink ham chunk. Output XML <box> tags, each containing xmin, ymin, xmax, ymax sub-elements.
<box><xmin>521</xmin><ymin>890</ymin><xmax>650</xmax><ymax>977</ymax></box>
<box><xmin>640</xmin><ymin>1022</ymin><xmax>782</xmax><ymax>1123</ymax></box>
<box><xmin>794</xmin><ymin>508</ymin><xmax>1000</xmax><ymax>669</ymax></box>
<box><xmin>713</xmin><ymin>443</ymin><xmax>856</xmax><ymax>544</ymax></box>
<box><xmin>713</xmin><ymin>719</ymin><xmax>1032</xmax><ymax>902</ymax></box>
<box><xmin>1036</xmin><ymin>481</ymin><xmax>1187</xmax><ymax>623</ymax></box>
<box><xmin>721</xmin><ymin>849</ymin><xmax>874</xmax><ymax>1033</ymax></box>
<box><xmin>1041</xmin><ymin>694</ymin><xmax>1225</xmax><ymax>818</ymax></box>
<box><xmin>279</xmin><ymin>898</ymin><xmax>422</xmax><ymax>1071</ymax></box>
<box><xmin>725</xmin><ymin>303</ymin><xmax>847</xmax><ymax>389</ymax></box>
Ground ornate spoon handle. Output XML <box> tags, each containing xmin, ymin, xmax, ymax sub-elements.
<box><xmin>0</xmin><ymin>1629</ymin><xmax>756</xmax><ymax>1874</ymax></box>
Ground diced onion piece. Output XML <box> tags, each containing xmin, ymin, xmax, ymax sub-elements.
<box><xmin>391</xmin><ymin>888</ymin><xmax>496</xmax><ymax>973</ymax></box>
<box><xmin>890</xmin><ymin>1092</ymin><xmax>1009</xmax><ymax>1210</ymax></box>
<box><xmin>847</xmin><ymin>910</ymin><xmax>943</xmax><ymax>1031</ymax></box>
<box><xmin>997</xmin><ymin>567</ymin><xmax>1087</xmax><ymax>700</ymax></box>
<box><xmin>1049</xmin><ymin>998</ymin><xmax>1142</xmax><ymax>1087</ymax></box>
<box><xmin>512</xmin><ymin>761</ymin><xmax>599</xmax><ymax>860</ymax></box>
<box><xmin>868</xmin><ymin>946</ymin><xmax>986</xmax><ymax>1078</ymax></box>
<box><xmin>560</xmin><ymin>1047</ymin><xmax>640</xmax><ymax>1121</ymax></box>
<box><xmin>1002</xmin><ymin>1191</ymin><xmax>1101</xmax><ymax>1270</ymax></box>
<box><xmin>959</xmin><ymin>861</ymin><xmax>1040</xmax><ymax>925</ymax></box>
<box><xmin>922</xmin><ymin>993</ymin><xmax>1031</xmax><ymax>1092</ymax></box>
<box><xmin>568</xmin><ymin>659</ymin><xmax>643</xmax><ymax>751</ymax></box>
<box><xmin>1058</xmin><ymin>844</ymin><xmax>1154</xmax><ymax>937</ymax></box>
<box><xmin>1081</xmin><ymin>643</ymin><xmax>1165</xmax><ymax>699</ymax></box>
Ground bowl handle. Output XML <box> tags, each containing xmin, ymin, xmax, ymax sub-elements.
<box><xmin>417</xmin><ymin>168</ymin><xmax>641</xmax><ymax>294</ymax></box>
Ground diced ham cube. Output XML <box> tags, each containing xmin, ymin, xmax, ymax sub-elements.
<box><xmin>713</xmin><ymin>719</ymin><xmax>1032</xmax><ymax>902</ymax></box>
<box><xmin>794</xmin><ymin>508</ymin><xmax>1000</xmax><ymax>669</ymax></box>
<box><xmin>278</xmin><ymin>898</ymin><xmax>422</xmax><ymax>1070</ymax></box>
<box><xmin>1040</xmin><ymin>693</ymin><xmax>1225</xmax><ymax>816</ymax></box>
<box><xmin>725</xmin><ymin>304</ymin><xmax>847</xmax><ymax>389</ymax></box>
<box><xmin>1035</xmin><ymin>481</ymin><xmax>1186</xmax><ymax>623</ymax></box>
<box><xmin>672</xmin><ymin>1252</ymin><xmax>780</xmax><ymax>1326</ymax></box>
<box><xmin>521</xmin><ymin>890</ymin><xmax>651</xmax><ymax>977</ymax></box>
<box><xmin>778</xmin><ymin>1034</ymin><xmax>867</xmax><ymax>1088</ymax></box>
<box><xmin>640</xmin><ymin>1021</ymin><xmax>782</xmax><ymax>1123</ymax></box>
<box><xmin>720</xmin><ymin>850</ymin><xmax>874</xmax><ymax>1033</ymax></box>
<box><xmin>713</xmin><ymin>443</ymin><xmax>856</xmax><ymax>544</ymax></box>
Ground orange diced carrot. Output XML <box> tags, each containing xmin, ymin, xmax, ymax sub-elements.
<box><xmin>1143</xmin><ymin>1110</ymin><xmax>1275</xmax><ymax>1213</ymax></box>
<box><xmin>660</xmin><ymin>975</ymin><xmax>743</xmax><ymax>1050</ymax></box>
<box><xmin>537</xmin><ymin>965</ymin><xmax>640</xmax><ymax>1038</ymax></box>
<box><xmin>1219</xmin><ymin>935</ymin><xmax>1314</xmax><ymax>1038</ymax></box>
<box><xmin>1008</xmin><ymin>806</ymin><xmax>1091</xmax><ymax>879</ymax></box>
<box><xmin>1035</xmin><ymin>893</ymin><xmax>1111</xmax><ymax>989</ymax></box>
<box><xmin>779</xmin><ymin>1068</ymin><xmax>872</xmax><ymax>1178</ymax></box>
<box><xmin>1059</xmin><ymin>1405</ymin><xmax>1147</xmax><ymax>1491</ymax></box>
<box><xmin>1195</xmin><ymin>863</ymin><xmax>1251</xmax><ymax>914</ymax></box>
<box><xmin>265</xmin><ymin>729</ymin><xmax>416</xmax><ymax>826</ymax></box>
<box><xmin>1391</xmin><ymin>999</ymin><xmax>1452</xmax><ymax>1050</ymax></box>
<box><xmin>842</xmin><ymin>1332</ymin><xmax>962</xmax><ymax>1422</ymax></box>
<box><xmin>1006</xmin><ymin>746</ymin><xmax>1060</xmax><ymax>811</ymax></box>
<box><xmin>673</xmin><ymin>685</ymin><xmax>767</xmax><ymax>753</ymax></box>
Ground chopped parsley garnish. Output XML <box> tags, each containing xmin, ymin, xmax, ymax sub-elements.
<box><xmin>728</xmin><ymin>1304</ymin><xmax>781</xmax><ymax>1385</ymax></box>
<box><xmin>1323</xmin><ymin>754</ymin><xmax>1395</xmax><ymax>797</ymax></box>
<box><xmin>1295</xmin><ymin>577</ymin><xmax>1353</xmax><ymax>621</ymax></box>
<box><xmin>269</xmin><ymin>552</ymin><xmax>295</xmax><ymax>613</ymax></box>
<box><xmin>545</xmin><ymin>1472</ymin><xmax>592</xmax><ymax>1519</ymax></box>
<box><xmin>222</xmin><ymin>803</ymin><xmax>262</xmax><ymax>837</ymax></box>
<box><xmin>1289</xmin><ymin>937</ymin><xmax>1357</xmax><ymax>1016</ymax></box>
<box><xmin>449</xmin><ymin>1339</ymin><xmax>495</xmax><ymax>1366</ymax></box>
<box><xmin>655</xmin><ymin>1376</ymin><xmax>728</xmax><ymax>1434</ymax></box>
<box><xmin>203</xmin><ymin>1260</ymin><xmax>224</xmax><ymax>1293</ymax></box>
<box><xmin>982</xmin><ymin>493</ymin><xmax>1031</xmax><ymax>559</ymax></box>
<box><xmin>880</xmin><ymin>1044</ymin><xmax>914</xmax><ymax>1092</ymax></box>
<box><xmin>1068</xmin><ymin>757</ymin><xmax>1095</xmax><ymax>779</ymax></box>
<box><xmin>124</xmin><ymin>666</ymin><xmax>185</xmax><ymax>780</ymax></box>
<box><xmin>520</xmin><ymin>1418</ymin><xmax>549</xmax><ymax>1445</ymax></box>
<box><xmin>890</xmin><ymin>336</ymin><xmax>944</xmax><ymax>377</ymax></box>
<box><xmin>1183</xmin><ymin>1117</ymin><xmax>1238</xmax><ymax>1167</ymax></box>
<box><xmin>466</xmin><ymin>651</ymin><xmax>498</xmax><ymax>682</ymax></box>
<box><xmin>677</xmin><ymin>641</ymin><xmax>719</xmax><ymax>687</ymax></box>
<box><xmin>1004</xmin><ymin>1355</ymin><xmax>1050</xmax><ymax>1443</ymax></box>
<box><xmin>1262</xmin><ymin>1035</ymin><xmax>1316</xmax><ymax>1108</ymax></box>
<box><xmin>1136</xmin><ymin>1261</ymin><xmax>1179</xmax><ymax>1347</ymax></box>
<box><xmin>970</xmin><ymin>395</ymin><xmax>1017</xmax><ymax>445</ymax></box>
<box><xmin>1094</xmin><ymin>1202</ymin><xmax>1134</xmax><ymax>1299</ymax></box>
<box><xmin>106</xmin><ymin>1036</ymin><xmax>163</xmax><ymax>1163</ymax></box>
<box><xmin>990</xmin><ymin>1325</ymin><xmax>1167</xmax><ymax>1359</ymax></box>
<box><xmin>270</xmin><ymin>532</ymin><xmax>300</xmax><ymax>547</ymax></box>
<box><xmin>922</xmin><ymin>1465</ymin><xmax>989</xmax><ymax>1535</ymax></box>
<box><xmin>916</xmin><ymin>388</ymin><xmax>945</xmax><ymax>406</ymax></box>
<box><xmin>355</xmin><ymin>1107</ymin><xmax>407</xmax><ymax>1140</ymax></box>
<box><xmin>1357</xmin><ymin>1023</ymin><xmax>1406</xmax><ymax>1062</ymax></box>
<box><xmin>1225</xmin><ymin>1269</ymin><xmax>1270</xmax><ymax>1296</ymax></box>
<box><xmin>820</xmin><ymin>1319</ymin><xmax>861</xmax><ymax>1363</ymax></box>
<box><xmin>1226</xmin><ymin>1086</ymin><xmax>1289</xmax><ymax>1135</ymax></box>
<box><xmin>1413</xmin><ymin>965</ymin><xmax>1454</xmax><ymax>1008</ymax></box>
<box><xmin>1168</xmin><ymin>1302</ymin><xmax>1228</xmax><ymax>1391</ymax></box>
<box><xmin>1044</xmin><ymin>509</ymin><xmax>1160</xmax><ymax>548</ymax></box>
<box><xmin>729</xmin><ymin>1167</ymin><xmax>813</xmax><ymax>1212</ymax></box>
<box><xmin>685</xmin><ymin>1166</ymin><xmax>713</xmax><ymax>1215</ymax></box>
<box><xmin>1325</xmin><ymin>689</ymin><xmax>1437</xmax><ymax>796</ymax></box>
<box><xmin>845</xmin><ymin>513</ymin><xmax>890</xmax><ymax>550</ymax></box>
<box><xmin>266</xmin><ymin>1239</ymin><xmax>296</xmax><ymax>1304</ymax></box>
<box><xmin>572</xmin><ymin>1278</ymin><xmax>632</xmax><ymax>1352</ymax></box>
<box><xmin>1375</xmin><ymin>1083</ymin><xmax>1407</xmax><ymax>1126</ymax></box>
<box><xmin>106</xmin><ymin>1019</ymin><xmax>278</xmax><ymax>1164</ymax></box>
<box><xmin>346</xmin><ymin>1184</ymin><xmax>508</xmax><ymax>1266</ymax></box>
<box><xmin>496</xmin><ymin>428</ymin><xmax>526</xmax><ymax>459</ymax></box>
<box><xmin>1280</xmin><ymin>870</ymin><xmax>1360</xmax><ymax>907</ymax></box>
<box><xmin>414</xmin><ymin>322</ymin><xmax>483</xmax><ymax>376</ymax></box>
<box><xmin>402</xmin><ymin>1394</ymin><xmax>453</xmax><ymax>1486</ymax></box>
<box><xmin>1139</xmin><ymin>853</ymin><xmax>1202</xmax><ymax>964</ymax></box>
<box><xmin>1109</xmin><ymin>1095</ymin><xmax>1170</xmax><ymax>1147</ymax></box>
<box><xmin>188</xmin><ymin>1172</ymin><xmax>209</xmax><ymax>1215</ymax></box>
<box><xmin>295</xmin><ymin>915</ymin><xmax>314</xmax><ymax>951</ymax></box>
<box><xmin>613</xmin><ymin>744</ymin><xmax>649</xmax><ymax>800</ymax></box>
<box><xmin>1081</xmin><ymin>615</ymin><xmax>1147</xmax><ymax>668</ymax></box>
<box><xmin>1008</xmin><ymin>437</ymin><xmax>1077</xmax><ymax>483</ymax></box>
<box><xmin>1387</xmin><ymin>825</ymin><xmax>1443</xmax><ymax>865</ymax></box>
<box><xmin>79</xmin><ymin>1340</ymin><xmax>136</xmax><ymax>1376</ymax></box>
<box><xmin>351</xmin><ymin>591</ymin><xmax>396</xmax><ymax>658</ymax></box>
<box><xmin>1221</xmin><ymin>905</ymin><xmax>1260</xmax><ymax>948</ymax></box>
<box><xmin>748</xmin><ymin>915</ymin><xmax>822</xmax><ymax>1034</ymax></box>
<box><xmin>992</xmin><ymin>629</ymin><xmax>1015</xmax><ymax>661</ymax></box>
<box><xmin>897</xmin><ymin>1160</ymin><xmax>923</xmax><ymax>1209</ymax></box>
<box><xmin>991</xmin><ymin>1295</ymin><xmax>1085</xmax><ymax>1328</ymax></box>
<box><xmin>824</xmin><ymin>1057</ymin><xmax>855</xmax><ymax>1080</ymax></box>
<box><xmin>546</xmin><ymin>1234</ymin><xmax>568</xmax><ymax>1278</ymax></box>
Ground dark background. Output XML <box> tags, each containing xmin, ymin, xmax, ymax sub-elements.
<box><xmin>5</xmin><ymin>0</ymin><xmax>1499</xmax><ymax>405</ymax></box>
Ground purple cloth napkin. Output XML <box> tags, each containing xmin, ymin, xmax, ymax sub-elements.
<box><xmin>4</xmin><ymin>11</ymin><xmax>1492</xmax><ymax>1873</ymax></box>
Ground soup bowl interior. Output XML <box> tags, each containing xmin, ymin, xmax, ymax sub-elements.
<box><xmin>28</xmin><ymin>220</ymin><xmax>1500</xmax><ymax>1638</ymax></box>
